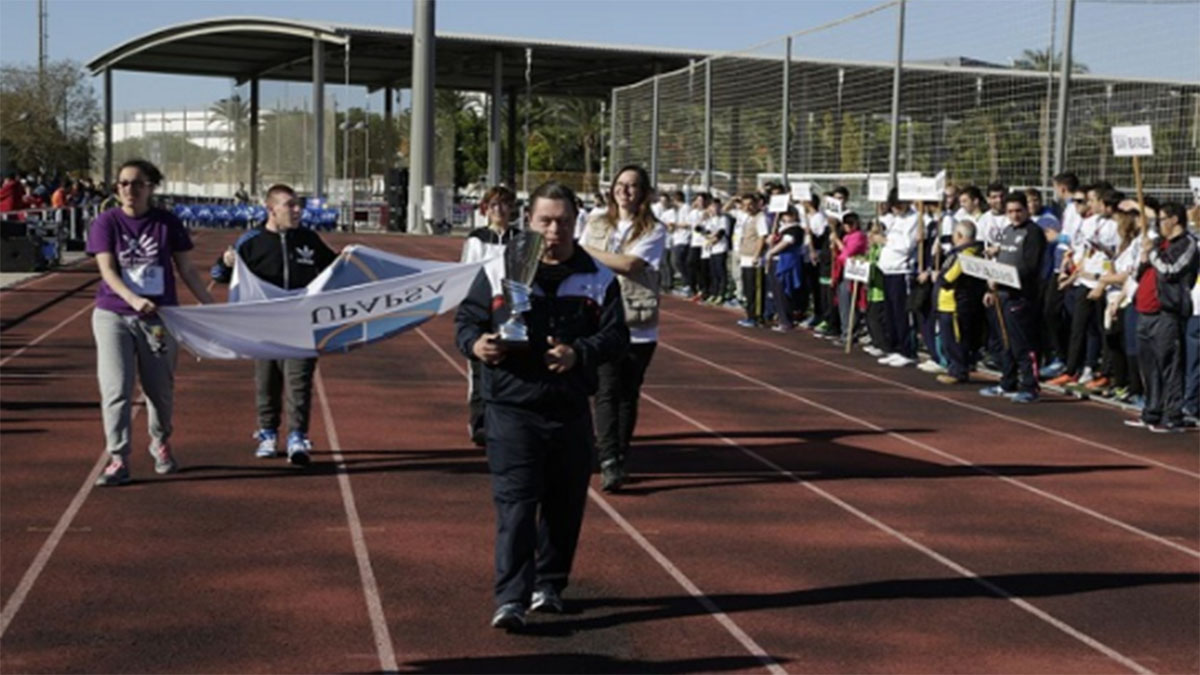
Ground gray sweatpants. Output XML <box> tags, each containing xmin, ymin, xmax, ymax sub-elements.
<box><xmin>1137</xmin><ymin>312</ymin><xmax>1185</xmax><ymax>425</ymax></box>
<box><xmin>92</xmin><ymin>308</ymin><xmax>178</xmax><ymax>458</ymax></box>
<box><xmin>255</xmin><ymin>358</ymin><xmax>318</xmax><ymax>434</ymax></box>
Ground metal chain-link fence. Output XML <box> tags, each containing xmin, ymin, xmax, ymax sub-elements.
<box><xmin>612</xmin><ymin>0</ymin><xmax>1200</xmax><ymax>207</ymax></box>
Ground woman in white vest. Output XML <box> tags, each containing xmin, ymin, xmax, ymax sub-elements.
<box><xmin>582</xmin><ymin>165</ymin><xmax>667</xmax><ymax>492</ymax></box>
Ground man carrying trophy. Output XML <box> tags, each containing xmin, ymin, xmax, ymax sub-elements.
<box><xmin>454</xmin><ymin>181</ymin><xmax>629</xmax><ymax>631</ymax></box>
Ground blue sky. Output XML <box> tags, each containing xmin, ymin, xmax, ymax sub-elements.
<box><xmin>1</xmin><ymin>0</ymin><xmax>1196</xmax><ymax>114</ymax></box>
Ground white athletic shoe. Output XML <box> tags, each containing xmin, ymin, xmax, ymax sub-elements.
<box><xmin>917</xmin><ymin>359</ymin><xmax>945</xmax><ymax>373</ymax></box>
<box><xmin>888</xmin><ymin>355</ymin><xmax>916</xmax><ymax>367</ymax></box>
<box><xmin>878</xmin><ymin>353</ymin><xmax>902</xmax><ymax>365</ymax></box>
<box><xmin>862</xmin><ymin>346</ymin><xmax>885</xmax><ymax>358</ymax></box>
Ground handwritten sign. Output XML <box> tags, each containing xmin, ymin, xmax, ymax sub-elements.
<box><xmin>768</xmin><ymin>193</ymin><xmax>791</xmax><ymax>213</ymax></box>
<box><xmin>1111</xmin><ymin>125</ymin><xmax>1154</xmax><ymax>157</ymax></box>
<box><xmin>897</xmin><ymin>169</ymin><xmax>946</xmax><ymax>202</ymax></box>
<box><xmin>843</xmin><ymin>257</ymin><xmax>871</xmax><ymax>283</ymax></box>
<box><xmin>959</xmin><ymin>255</ymin><xmax>1020</xmax><ymax>289</ymax></box>
<box><xmin>1189</xmin><ymin>176</ymin><xmax>1200</xmax><ymax>204</ymax></box>
<box><xmin>823</xmin><ymin>195</ymin><xmax>845</xmax><ymax>218</ymax></box>
<box><xmin>868</xmin><ymin>177</ymin><xmax>890</xmax><ymax>202</ymax></box>
<box><xmin>790</xmin><ymin>182</ymin><xmax>813</xmax><ymax>203</ymax></box>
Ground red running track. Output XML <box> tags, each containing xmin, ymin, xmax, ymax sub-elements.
<box><xmin>1</xmin><ymin>231</ymin><xmax>1196</xmax><ymax>674</ymax></box>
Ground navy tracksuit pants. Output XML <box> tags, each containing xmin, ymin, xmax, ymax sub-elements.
<box><xmin>485</xmin><ymin>402</ymin><xmax>593</xmax><ymax>607</ymax></box>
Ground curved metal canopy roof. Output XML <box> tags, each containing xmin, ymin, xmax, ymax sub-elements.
<box><xmin>85</xmin><ymin>16</ymin><xmax>709</xmax><ymax>98</ymax></box>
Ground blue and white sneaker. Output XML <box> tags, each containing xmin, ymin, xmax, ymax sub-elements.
<box><xmin>1010</xmin><ymin>391</ymin><xmax>1039</xmax><ymax>404</ymax></box>
<box><xmin>286</xmin><ymin>431</ymin><xmax>312</xmax><ymax>466</ymax></box>
<box><xmin>1041</xmin><ymin>359</ymin><xmax>1066</xmax><ymax>379</ymax></box>
<box><xmin>254</xmin><ymin>429</ymin><xmax>278</xmax><ymax>459</ymax></box>
<box><xmin>736</xmin><ymin>318</ymin><xmax>758</xmax><ymax>328</ymax></box>
<box><xmin>979</xmin><ymin>385</ymin><xmax>1017</xmax><ymax>398</ymax></box>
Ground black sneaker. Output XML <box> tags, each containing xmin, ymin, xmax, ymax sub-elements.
<box><xmin>530</xmin><ymin>588</ymin><xmax>563</xmax><ymax>614</ymax></box>
<box><xmin>491</xmin><ymin>602</ymin><xmax>525</xmax><ymax>630</ymax></box>
<box><xmin>600</xmin><ymin>460</ymin><xmax>626</xmax><ymax>493</ymax></box>
<box><xmin>471</xmin><ymin>429</ymin><xmax>487</xmax><ymax>447</ymax></box>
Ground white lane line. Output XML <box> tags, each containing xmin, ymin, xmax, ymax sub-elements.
<box><xmin>640</xmin><ymin>390</ymin><xmax>1154</xmax><ymax>675</ymax></box>
<box><xmin>587</xmin><ymin>489</ymin><xmax>786</xmax><ymax>674</ymax></box>
<box><xmin>662</xmin><ymin>309</ymin><xmax>1200</xmax><ymax>480</ymax></box>
<box><xmin>0</xmin><ymin>449</ymin><xmax>110</xmax><ymax>638</ymax></box>
<box><xmin>414</xmin><ymin>328</ymin><xmax>784</xmax><ymax>672</ymax></box>
<box><xmin>314</xmin><ymin>371</ymin><xmax>399</xmax><ymax>674</ymax></box>
<box><xmin>656</xmin><ymin>339</ymin><xmax>1199</xmax><ymax>560</ymax></box>
<box><xmin>0</xmin><ymin>302</ymin><xmax>93</xmax><ymax>368</ymax></box>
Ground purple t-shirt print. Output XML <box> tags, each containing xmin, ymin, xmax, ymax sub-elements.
<box><xmin>87</xmin><ymin>207</ymin><xmax>194</xmax><ymax>315</ymax></box>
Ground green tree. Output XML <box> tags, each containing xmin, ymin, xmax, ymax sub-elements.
<box><xmin>0</xmin><ymin>60</ymin><xmax>100</xmax><ymax>174</ymax></box>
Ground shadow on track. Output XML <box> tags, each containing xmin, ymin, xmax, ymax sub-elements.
<box><xmin>531</xmin><ymin>572</ymin><xmax>1199</xmax><ymax>634</ymax></box>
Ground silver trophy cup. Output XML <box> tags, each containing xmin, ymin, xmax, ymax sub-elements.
<box><xmin>497</xmin><ymin>230</ymin><xmax>545</xmax><ymax>346</ymax></box>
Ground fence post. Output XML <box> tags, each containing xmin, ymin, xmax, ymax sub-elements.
<box><xmin>650</xmin><ymin>73</ymin><xmax>660</xmax><ymax>186</ymax></box>
<box><xmin>1052</xmin><ymin>0</ymin><xmax>1076</xmax><ymax>176</ymax></box>
<box><xmin>781</xmin><ymin>37</ymin><xmax>791</xmax><ymax>187</ymax></box>
<box><xmin>704</xmin><ymin>59</ymin><xmax>712</xmax><ymax>191</ymax></box>
<box><xmin>609</xmin><ymin>89</ymin><xmax>617</xmax><ymax>185</ymax></box>
<box><xmin>888</xmin><ymin>0</ymin><xmax>906</xmax><ymax>190</ymax></box>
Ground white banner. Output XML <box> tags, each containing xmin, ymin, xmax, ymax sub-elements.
<box><xmin>959</xmin><ymin>255</ymin><xmax>1020</xmax><ymax>289</ymax></box>
<box><xmin>843</xmin><ymin>257</ymin><xmax>870</xmax><ymax>283</ymax></box>
<box><xmin>1111</xmin><ymin>125</ymin><xmax>1154</xmax><ymax>157</ymax></box>
<box><xmin>160</xmin><ymin>245</ymin><xmax>498</xmax><ymax>359</ymax></box>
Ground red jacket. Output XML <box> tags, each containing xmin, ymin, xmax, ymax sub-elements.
<box><xmin>0</xmin><ymin>179</ymin><xmax>27</xmax><ymax>213</ymax></box>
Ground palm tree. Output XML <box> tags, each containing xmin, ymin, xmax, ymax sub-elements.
<box><xmin>1012</xmin><ymin>48</ymin><xmax>1089</xmax><ymax>74</ymax></box>
<box><xmin>209</xmin><ymin>95</ymin><xmax>251</xmax><ymax>167</ymax></box>
<box><xmin>550</xmin><ymin>98</ymin><xmax>604</xmax><ymax>193</ymax></box>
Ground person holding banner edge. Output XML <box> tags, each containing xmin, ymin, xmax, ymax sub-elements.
<box><xmin>210</xmin><ymin>183</ymin><xmax>338</xmax><ymax>465</ymax></box>
<box><xmin>91</xmin><ymin>159</ymin><xmax>215</xmax><ymax>486</ymax></box>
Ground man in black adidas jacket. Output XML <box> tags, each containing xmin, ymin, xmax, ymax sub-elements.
<box><xmin>455</xmin><ymin>181</ymin><xmax>627</xmax><ymax>631</ymax></box>
<box><xmin>210</xmin><ymin>184</ymin><xmax>338</xmax><ymax>466</ymax></box>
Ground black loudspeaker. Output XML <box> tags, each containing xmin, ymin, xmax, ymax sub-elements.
<box><xmin>0</xmin><ymin>238</ymin><xmax>46</xmax><ymax>272</ymax></box>
<box><xmin>1</xmin><ymin>220</ymin><xmax>28</xmax><ymax>238</ymax></box>
<box><xmin>386</xmin><ymin>168</ymin><xmax>409</xmax><ymax>231</ymax></box>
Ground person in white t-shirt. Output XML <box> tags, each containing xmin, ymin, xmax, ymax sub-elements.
<box><xmin>1049</xmin><ymin>183</ymin><xmax>1116</xmax><ymax>387</ymax></box>
<box><xmin>1053</xmin><ymin>172</ymin><xmax>1081</xmax><ymax>235</ymax></box>
<box><xmin>704</xmin><ymin>198</ymin><xmax>732</xmax><ymax>303</ymax></box>
<box><xmin>656</xmin><ymin>194</ymin><xmax>678</xmax><ymax>291</ymax></box>
<box><xmin>736</xmin><ymin>193</ymin><xmax>769</xmax><ymax>327</ymax></box>
<box><xmin>581</xmin><ymin>164</ymin><xmax>667</xmax><ymax>493</ymax></box>
<box><xmin>977</xmin><ymin>182</ymin><xmax>1010</xmax><ymax>251</ymax></box>
<box><xmin>687</xmin><ymin>193</ymin><xmax>712</xmax><ymax>301</ymax></box>
<box><xmin>872</xmin><ymin>193</ymin><xmax>921</xmax><ymax>366</ymax></box>
<box><xmin>668</xmin><ymin>190</ymin><xmax>692</xmax><ymax>294</ymax></box>
<box><xmin>801</xmin><ymin>196</ymin><xmax>831</xmax><ymax>328</ymax></box>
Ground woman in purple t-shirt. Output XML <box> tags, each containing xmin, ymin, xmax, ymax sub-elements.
<box><xmin>88</xmin><ymin>159</ymin><xmax>213</xmax><ymax>486</ymax></box>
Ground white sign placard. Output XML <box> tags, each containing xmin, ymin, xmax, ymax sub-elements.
<box><xmin>790</xmin><ymin>182</ymin><xmax>813</xmax><ymax>203</ymax></box>
<box><xmin>868</xmin><ymin>177</ymin><xmax>890</xmax><ymax>202</ymax></box>
<box><xmin>1188</xmin><ymin>176</ymin><xmax>1200</xmax><ymax>204</ymax></box>
<box><xmin>959</xmin><ymin>255</ymin><xmax>1020</xmax><ymax>289</ymax></box>
<box><xmin>843</xmin><ymin>257</ymin><xmax>871</xmax><ymax>284</ymax></box>
<box><xmin>898</xmin><ymin>175</ymin><xmax>941</xmax><ymax>202</ymax></box>
<box><xmin>768</xmin><ymin>193</ymin><xmax>791</xmax><ymax>213</ymax></box>
<box><xmin>822</xmin><ymin>195</ymin><xmax>845</xmax><ymax>218</ymax></box>
<box><xmin>1111</xmin><ymin>125</ymin><xmax>1154</xmax><ymax>157</ymax></box>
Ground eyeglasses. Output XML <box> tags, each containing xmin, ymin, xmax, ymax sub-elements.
<box><xmin>1071</xmin><ymin>198</ymin><xmax>1085</xmax><ymax>203</ymax></box>
<box><xmin>117</xmin><ymin>180</ymin><xmax>149</xmax><ymax>189</ymax></box>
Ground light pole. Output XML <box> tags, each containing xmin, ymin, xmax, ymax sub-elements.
<box><xmin>339</xmin><ymin>119</ymin><xmax>365</xmax><ymax>231</ymax></box>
